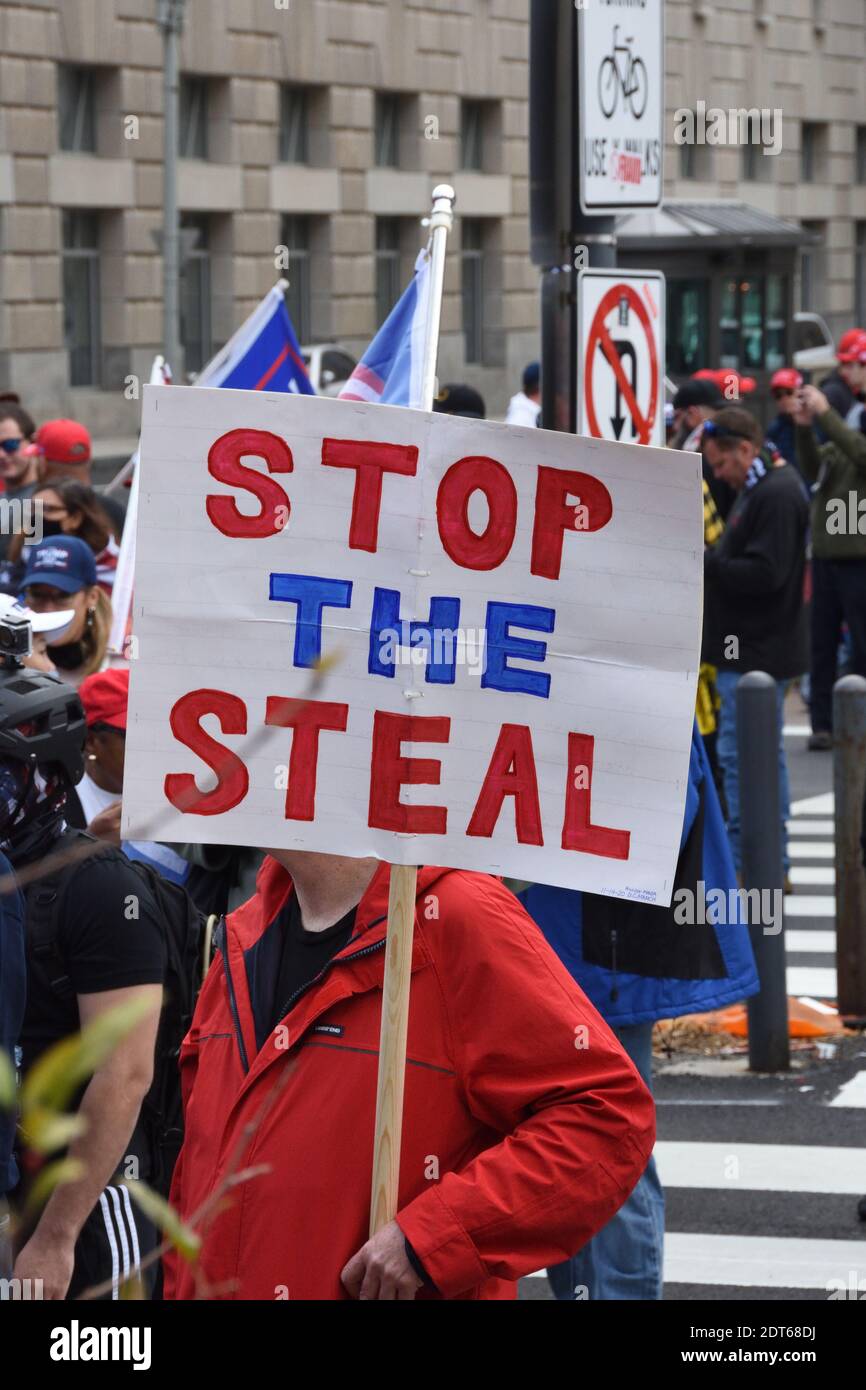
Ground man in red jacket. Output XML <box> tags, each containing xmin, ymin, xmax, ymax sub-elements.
<box><xmin>164</xmin><ymin>848</ymin><xmax>656</xmax><ymax>1301</ymax></box>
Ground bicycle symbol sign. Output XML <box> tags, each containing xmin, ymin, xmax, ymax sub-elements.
<box><xmin>578</xmin><ymin>0</ymin><xmax>664</xmax><ymax>213</ymax></box>
<box><xmin>598</xmin><ymin>26</ymin><xmax>648</xmax><ymax>121</ymax></box>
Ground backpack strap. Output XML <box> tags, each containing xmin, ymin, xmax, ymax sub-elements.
<box><xmin>25</xmin><ymin>827</ymin><xmax>117</xmax><ymax>1003</ymax></box>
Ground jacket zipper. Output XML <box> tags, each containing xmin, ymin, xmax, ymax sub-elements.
<box><xmin>220</xmin><ymin>930</ymin><xmax>251</xmax><ymax>1075</ymax></box>
<box><xmin>218</xmin><ymin>913</ymin><xmax>388</xmax><ymax>1075</ymax></box>
<box><xmin>609</xmin><ymin>927</ymin><xmax>619</xmax><ymax>1004</ymax></box>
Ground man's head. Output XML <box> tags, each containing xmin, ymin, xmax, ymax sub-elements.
<box><xmin>672</xmin><ymin>379</ymin><xmax>724</xmax><ymax>435</ymax></box>
<box><xmin>700</xmin><ymin>407</ymin><xmax>763</xmax><ymax>492</ymax></box>
<box><xmin>522</xmin><ymin>361</ymin><xmax>540</xmax><ymax>402</ymax></box>
<box><xmin>770</xmin><ymin>367</ymin><xmax>804</xmax><ymax>415</ymax></box>
<box><xmin>433</xmin><ymin>384</ymin><xmax>486</xmax><ymax>419</ymax></box>
<box><xmin>836</xmin><ymin>329</ymin><xmax>866</xmax><ymax>393</ymax></box>
<box><xmin>79</xmin><ymin>667</ymin><xmax>129</xmax><ymax>795</ymax></box>
<box><xmin>34</xmin><ymin>418</ymin><xmax>92</xmax><ymax>485</ymax></box>
<box><xmin>0</xmin><ymin>404</ymin><xmax>39</xmax><ymax>488</ymax></box>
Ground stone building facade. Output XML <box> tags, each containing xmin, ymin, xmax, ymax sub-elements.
<box><xmin>0</xmin><ymin>0</ymin><xmax>864</xmax><ymax>439</ymax></box>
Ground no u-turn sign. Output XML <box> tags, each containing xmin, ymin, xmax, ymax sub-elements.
<box><xmin>577</xmin><ymin>268</ymin><xmax>665</xmax><ymax>448</ymax></box>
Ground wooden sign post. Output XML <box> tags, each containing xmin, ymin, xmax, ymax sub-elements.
<box><xmin>368</xmin><ymin>185</ymin><xmax>455</xmax><ymax>1235</ymax></box>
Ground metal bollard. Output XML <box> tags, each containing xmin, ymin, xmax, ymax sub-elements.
<box><xmin>738</xmin><ymin>671</ymin><xmax>790</xmax><ymax>1071</ymax></box>
<box><xmin>833</xmin><ymin>674</ymin><xmax>866</xmax><ymax>1020</ymax></box>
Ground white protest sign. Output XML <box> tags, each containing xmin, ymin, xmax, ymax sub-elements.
<box><xmin>123</xmin><ymin>387</ymin><xmax>701</xmax><ymax>905</ymax></box>
<box><xmin>578</xmin><ymin>0</ymin><xmax>664</xmax><ymax>213</ymax></box>
<box><xmin>578</xmin><ymin>268</ymin><xmax>665</xmax><ymax>447</ymax></box>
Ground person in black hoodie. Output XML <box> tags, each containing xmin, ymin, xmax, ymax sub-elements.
<box><xmin>701</xmin><ymin>407</ymin><xmax>809</xmax><ymax>876</ymax></box>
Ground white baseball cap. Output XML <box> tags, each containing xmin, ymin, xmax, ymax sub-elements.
<box><xmin>0</xmin><ymin>591</ymin><xmax>75</xmax><ymax>639</ymax></box>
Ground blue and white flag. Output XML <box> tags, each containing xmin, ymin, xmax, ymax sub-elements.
<box><xmin>194</xmin><ymin>283</ymin><xmax>314</xmax><ymax>395</ymax></box>
<box><xmin>339</xmin><ymin>250</ymin><xmax>431</xmax><ymax>409</ymax></box>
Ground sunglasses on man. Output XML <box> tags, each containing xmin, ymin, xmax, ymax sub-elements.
<box><xmin>771</xmin><ymin>388</ymin><xmax>795</xmax><ymax>400</ymax></box>
<box><xmin>0</xmin><ymin>438</ymin><xmax>23</xmax><ymax>455</ymax></box>
<box><xmin>701</xmin><ymin>420</ymin><xmax>754</xmax><ymax>443</ymax></box>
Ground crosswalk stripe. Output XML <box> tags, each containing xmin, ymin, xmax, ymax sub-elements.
<box><xmin>784</xmin><ymin>895</ymin><xmax>834</xmax><ymax>917</ymax></box>
<box><xmin>790</xmin><ymin>792</ymin><xmax>834</xmax><ymax>816</ymax></box>
<box><xmin>790</xmin><ymin>866</ymin><xmax>834</xmax><ymax>885</ymax></box>
<box><xmin>786</xmin><ymin>965</ymin><xmax>836</xmax><ymax>995</ymax></box>
<box><xmin>785</xmin><ymin>929</ymin><xmax>835</xmax><ymax>954</ymax></box>
<box><xmin>655</xmin><ymin>1141</ymin><xmax>863</xmax><ymax>1194</ymax></box>
<box><xmin>787</xmin><ymin>819</ymin><xmax>834</xmax><ymax>836</ymax></box>
<box><xmin>664</xmin><ymin>1233</ymin><xmax>866</xmax><ymax>1290</ymax></box>
<box><xmin>789</xmin><ymin>841</ymin><xmax>834</xmax><ymax>858</ymax></box>
<box><xmin>830</xmin><ymin>1071</ymin><xmax>866</xmax><ymax>1109</ymax></box>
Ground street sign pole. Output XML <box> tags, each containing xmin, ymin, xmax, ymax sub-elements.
<box><xmin>531</xmin><ymin>0</ymin><xmax>663</xmax><ymax>438</ymax></box>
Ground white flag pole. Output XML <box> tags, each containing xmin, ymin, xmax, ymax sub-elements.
<box><xmin>369</xmin><ymin>185</ymin><xmax>455</xmax><ymax>1239</ymax></box>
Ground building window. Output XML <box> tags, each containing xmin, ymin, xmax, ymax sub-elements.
<box><xmin>375</xmin><ymin>219</ymin><xmax>402</xmax><ymax>326</ymax></box>
<box><xmin>800</xmin><ymin>122</ymin><xmax>826</xmax><ymax>183</ymax></box>
<box><xmin>179</xmin><ymin>214</ymin><xmax>212</xmax><ymax>375</ymax></box>
<box><xmin>375</xmin><ymin>93</ymin><xmax>401</xmax><ymax>168</ymax></box>
<box><xmin>279</xmin><ymin>85</ymin><xmax>309</xmax><ymax>164</ymax></box>
<box><xmin>180</xmin><ymin>77</ymin><xmax>209</xmax><ymax>160</ymax></box>
<box><xmin>667</xmin><ymin>280</ymin><xmax>708</xmax><ymax>376</ymax></box>
<box><xmin>800</xmin><ymin>221</ymin><xmax>826</xmax><ymax>310</ymax></box>
<box><xmin>57</xmin><ymin>65</ymin><xmax>97</xmax><ymax>153</ymax></box>
<box><xmin>62</xmin><ymin>211</ymin><xmax>101</xmax><ymax>386</ymax></box>
<box><xmin>461</xmin><ymin>219</ymin><xmax>484</xmax><ymax>364</ymax></box>
<box><xmin>282</xmin><ymin>215</ymin><xmax>311</xmax><ymax>342</ymax></box>
<box><xmin>678</xmin><ymin>116</ymin><xmax>712</xmax><ymax>181</ymax></box>
<box><xmin>718</xmin><ymin>274</ymin><xmax>788</xmax><ymax>371</ymax></box>
<box><xmin>856</xmin><ymin>127</ymin><xmax>866</xmax><ymax>184</ymax></box>
<box><xmin>741</xmin><ymin>140</ymin><xmax>773</xmax><ymax>184</ymax></box>
<box><xmin>856</xmin><ymin>223</ymin><xmax>866</xmax><ymax>329</ymax></box>
<box><xmin>461</xmin><ymin>101</ymin><xmax>486</xmax><ymax>171</ymax></box>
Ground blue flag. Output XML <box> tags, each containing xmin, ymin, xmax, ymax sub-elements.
<box><xmin>194</xmin><ymin>285</ymin><xmax>314</xmax><ymax>395</ymax></box>
<box><xmin>339</xmin><ymin>251</ymin><xmax>431</xmax><ymax>409</ymax></box>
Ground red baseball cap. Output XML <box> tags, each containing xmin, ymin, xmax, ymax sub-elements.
<box><xmin>78</xmin><ymin>667</ymin><xmax>130</xmax><ymax>731</ymax></box>
<box><xmin>837</xmin><ymin>329</ymin><xmax>866</xmax><ymax>363</ymax></box>
<box><xmin>770</xmin><ymin>368</ymin><xmax>803</xmax><ymax>391</ymax></box>
<box><xmin>34</xmin><ymin>418</ymin><xmax>91</xmax><ymax>465</ymax></box>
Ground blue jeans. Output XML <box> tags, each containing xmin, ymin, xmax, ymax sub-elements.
<box><xmin>546</xmin><ymin>1021</ymin><xmax>663</xmax><ymax>1300</ymax></box>
<box><xmin>715</xmin><ymin>669</ymin><xmax>791</xmax><ymax>873</ymax></box>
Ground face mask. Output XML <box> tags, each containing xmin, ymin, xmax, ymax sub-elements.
<box><xmin>39</xmin><ymin>519</ymin><xmax>64</xmax><ymax>538</ymax></box>
<box><xmin>0</xmin><ymin>759</ymin><xmax>31</xmax><ymax>839</ymax></box>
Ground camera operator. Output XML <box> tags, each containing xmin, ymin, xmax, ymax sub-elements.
<box><xmin>0</xmin><ymin>599</ymin><xmax>165</xmax><ymax>1299</ymax></box>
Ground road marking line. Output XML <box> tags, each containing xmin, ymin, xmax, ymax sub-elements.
<box><xmin>787</xmin><ymin>820</ymin><xmax>833</xmax><ymax>836</ymax></box>
<box><xmin>829</xmin><ymin>1071</ymin><xmax>866</xmax><ymax>1109</ymax></box>
<box><xmin>785</xmin><ymin>929</ymin><xmax>835</xmax><ymax>954</ymax></box>
<box><xmin>784</xmin><ymin>895</ymin><xmax>834</xmax><ymax>917</ymax></box>
<box><xmin>655</xmin><ymin>1141</ymin><xmax>864</xmax><ymax>1193</ymax></box>
<box><xmin>662</xmin><ymin>1233</ymin><xmax>866</xmax><ymax>1289</ymax></box>
<box><xmin>790</xmin><ymin>866</ymin><xmax>834</xmax><ymax>886</ymax></box>
<box><xmin>790</xmin><ymin>793</ymin><xmax>834</xmax><ymax>816</ymax></box>
<box><xmin>786</xmin><ymin>965</ymin><xmax>836</xmax><ymax>996</ymax></box>
<box><xmin>789</xmin><ymin>841</ymin><xmax>834</xmax><ymax>858</ymax></box>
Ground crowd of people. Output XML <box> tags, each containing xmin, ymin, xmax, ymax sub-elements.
<box><xmin>0</xmin><ymin>334</ymin><xmax>861</xmax><ymax>1302</ymax></box>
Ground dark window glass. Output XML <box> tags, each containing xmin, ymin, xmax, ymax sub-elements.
<box><xmin>280</xmin><ymin>86</ymin><xmax>309</xmax><ymax>163</ymax></box>
<box><xmin>801</xmin><ymin>122</ymin><xmax>825</xmax><ymax>183</ymax></box>
<box><xmin>461</xmin><ymin>219</ymin><xmax>484</xmax><ymax>364</ymax></box>
<box><xmin>180</xmin><ymin>77</ymin><xmax>209</xmax><ymax>160</ymax></box>
<box><xmin>321</xmin><ymin>350</ymin><xmax>356</xmax><ymax>389</ymax></box>
<box><xmin>375</xmin><ymin>218</ymin><xmax>401</xmax><ymax>326</ymax></box>
<box><xmin>857</xmin><ymin>128</ymin><xmax>866</xmax><ymax>185</ymax></box>
<box><xmin>461</xmin><ymin>101</ymin><xmax>485</xmax><ymax>171</ymax></box>
<box><xmin>179</xmin><ymin>214</ymin><xmax>211</xmax><ymax>375</ymax></box>
<box><xmin>855</xmin><ymin>224</ymin><xmax>866</xmax><ymax>328</ymax></box>
<box><xmin>375</xmin><ymin>93</ymin><xmax>400</xmax><ymax>168</ymax></box>
<box><xmin>282</xmin><ymin>215</ymin><xmax>311</xmax><ymax>342</ymax></box>
<box><xmin>62</xmin><ymin>211</ymin><xmax>101</xmax><ymax>386</ymax></box>
<box><xmin>800</xmin><ymin>222</ymin><xmax>826</xmax><ymax>311</ymax></box>
<box><xmin>57</xmin><ymin>65</ymin><xmax>96</xmax><ymax>153</ymax></box>
<box><xmin>667</xmin><ymin>280</ymin><xmax>708</xmax><ymax>377</ymax></box>
<box><xmin>765</xmin><ymin>274</ymin><xmax>786</xmax><ymax>371</ymax></box>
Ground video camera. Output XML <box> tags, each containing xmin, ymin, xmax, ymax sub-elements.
<box><xmin>0</xmin><ymin>606</ymin><xmax>32</xmax><ymax>667</ymax></box>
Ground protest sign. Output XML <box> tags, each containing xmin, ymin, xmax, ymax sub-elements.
<box><xmin>123</xmin><ymin>386</ymin><xmax>702</xmax><ymax>906</ymax></box>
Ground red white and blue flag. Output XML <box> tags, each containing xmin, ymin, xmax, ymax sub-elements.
<box><xmin>195</xmin><ymin>284</ymin><xmax>314</xmax><ymax>395</ymax></box>
<box><xmin>339</xmin><ymin>250</ymin><xmax>431</xmax><ymax>410</ymax></box>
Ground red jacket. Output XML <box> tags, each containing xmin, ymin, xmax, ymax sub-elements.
<box><xmin>164</xmin><ymin>859</ymin><xmax>655</xmax><ymax>1300</ymax></box>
